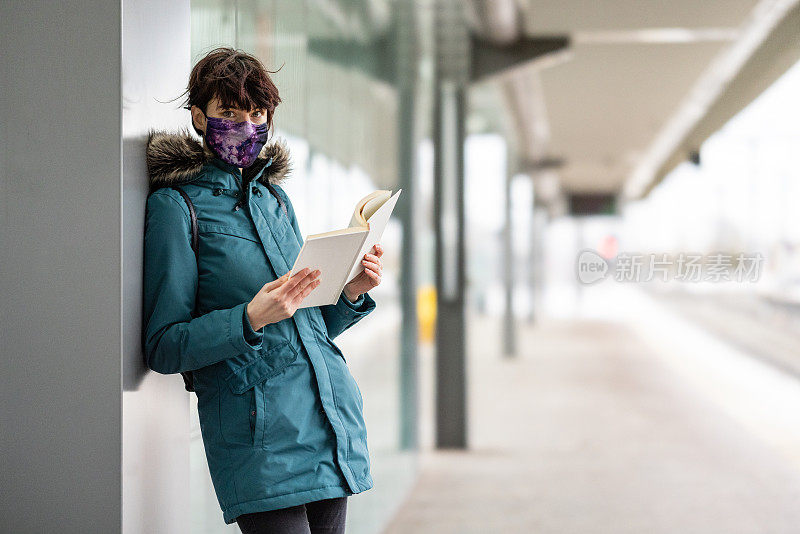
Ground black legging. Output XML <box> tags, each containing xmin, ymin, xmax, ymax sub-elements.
<box><xmin>235</xmin><ymin>497</ymin><xmax>348</xmax><ymax>534</ymax></box>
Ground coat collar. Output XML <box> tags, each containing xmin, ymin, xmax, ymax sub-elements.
<box><xmin>145</xmin><ymin>127</ymin><xmax>292</xmax><ymax>192</ymax></box>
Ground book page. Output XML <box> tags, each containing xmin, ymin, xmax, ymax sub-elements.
<box><xmin>345</xmin><ymin>189</ymin><xmax>402</xmax><ymax>284</ymax></box>
<box><xmin>349</xmin><ymin>190</ymin><xmax>392</xmax><ymax>228</ymax></box>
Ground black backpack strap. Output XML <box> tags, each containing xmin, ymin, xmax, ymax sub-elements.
<box><xmin>170</xmin><ymin>186</ymin><xmax>198</xmax><ymax>393</ymax></box>
<box><xmin>171</xmin><ymin>186</ymin><xmax>199</xmax><ymax>263</ymax></box>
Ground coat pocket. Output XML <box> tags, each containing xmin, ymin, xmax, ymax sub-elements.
<box><xmin>224</xmin><ymin>340</ymin><xmax>299</xmax><ymax>395</ymax></box>
<box><xmin>221</xmin><ymin>341</ymin><xmax>299</xmax><ymax>447</ymax></box>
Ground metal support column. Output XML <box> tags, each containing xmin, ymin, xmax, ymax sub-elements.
<box><xmin>433</xmin><ymin>0</ymin><xmax>469</xmax><ymax>449</ymax></box>
<box><xmin>395</xmin><ymin>0</ymin><xmax>420</xmax><ymax>451</ymax></box>
<box><xmin>502</xmin><ymin>160</ymin><xmax>516</xmax><ymax>357</ymax></box>
<box><xmin>527</xmin><ymin>197</ymin><xmax>543</xmax><ymax>324</ymax></box>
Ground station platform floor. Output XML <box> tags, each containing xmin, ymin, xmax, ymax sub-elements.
<box><xmin>382</xmin><ymin>285</ymin><xmax>800</xmax><ymax>533</ymax></box>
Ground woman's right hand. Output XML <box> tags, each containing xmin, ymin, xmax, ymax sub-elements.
<box><xmin>246</xmin><ymin>268</ymin><xmax>321</xmax><ymax>330</ymax></box>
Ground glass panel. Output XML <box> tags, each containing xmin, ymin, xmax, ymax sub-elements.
<box><xmin>189</xmin><ymin>2</ymin><xmax>420</xmax><ymax>532</ymax></box>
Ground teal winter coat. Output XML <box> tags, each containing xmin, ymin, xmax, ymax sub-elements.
<box><xmin>142</xmin><ymin>129</ymin><xmax>376</xmax><ymax>524</ymax></box>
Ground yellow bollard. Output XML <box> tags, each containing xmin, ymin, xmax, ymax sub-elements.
<box><xmin>417</xmin><ymin>284</ymin><xmax>437</xmax><ymax>343</ymax></box>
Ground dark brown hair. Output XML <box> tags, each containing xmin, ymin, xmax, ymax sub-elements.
<box><xmin>177</xmin><ymin>47</ymin><xmax>283</xmax><ymax>137</ymax></box>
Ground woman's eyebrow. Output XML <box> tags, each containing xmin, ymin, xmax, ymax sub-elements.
<box><xmin>219</xmin><ymin>106</ymin><xmax>264</xmax><ymax>112</ymax></box>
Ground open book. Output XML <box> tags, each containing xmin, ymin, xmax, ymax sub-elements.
<box><xmin>289</xmin><ymin>189</ymin><xmax>402</xmax><ymax>308</ymax></box>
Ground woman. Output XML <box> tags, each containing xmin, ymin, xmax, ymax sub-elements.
<box><xmin>142</xmin><ymin>47</ymin><xmax>383</xmax><ymax>533</ymax></box>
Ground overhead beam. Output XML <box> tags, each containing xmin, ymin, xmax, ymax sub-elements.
<box><xmin>648</xmin><ymin>1</ymin><xmax>800</xmax><ymax>196</ymax></box>
<box><xmin>628</xmin><ymin>0</ymin><xmax>800</xmax><ymax>199</ymax></box>
<box><xmin>470</xmin><ymin>35</ymin><xmax>570</xmax><ymax>83</ymax></box>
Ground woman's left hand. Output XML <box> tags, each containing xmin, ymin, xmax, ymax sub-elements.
<box><xmin>343</xmin><ymin>243</ymin><xmax>383</xmax><ymax>302</ymax></box>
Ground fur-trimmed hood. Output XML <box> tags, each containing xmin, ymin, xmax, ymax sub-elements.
<box><xmin>145</xmin><ymin>127</ymin><xmax>292</xmax><ymax>191</ymax></box>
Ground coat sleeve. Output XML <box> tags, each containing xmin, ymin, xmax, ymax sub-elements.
<box><xmin>243</xmin><ymin>303</ymin><xmax>265</xmax><ymax>345</ymax></box>
<box><xmin>274</xmin><ymin>185</ymin><xmax>376</xmax><ymax>340</ymax></box>
<box><xmin>142</xmin><ymin>191</ymin><xmax>264</xmax><ymax>374</ymax></box>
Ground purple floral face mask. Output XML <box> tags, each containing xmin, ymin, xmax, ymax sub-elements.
<box><xmin>203</xmin><ymin>113</ymin><xmax>269</xmax><ymax>168</ymax></box>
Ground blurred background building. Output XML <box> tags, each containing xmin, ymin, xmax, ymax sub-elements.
<box><xmin>3</xmin><ymin>0</ymin><xmax>800</xmax><ymax>533</ymax></box>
